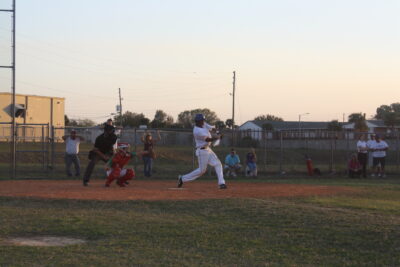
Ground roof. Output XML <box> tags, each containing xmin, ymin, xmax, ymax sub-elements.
<box><xmin>0</xmin><ymin>92</ymin><xmax>65</xmax><ymax>100</ymax></box>
<box><xmin>343</xmin><ymin>120</ymin><xmax>387</xmax><ymax>129</ymax></box>
<box><xmin>243</xmin><ymin>120</ymin><xmax>329</xmax><ymax>130</ymax></box>
<box><xmin>365</xmin><ymin>120</ymin><xmax>385</xmax><ymax>127</ymax></box>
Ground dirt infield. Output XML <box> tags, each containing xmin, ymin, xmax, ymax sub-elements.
<box><xmin>0</xmin><ymin>180</ymin><xmax>357</xmax><ymax>201</ymax></box>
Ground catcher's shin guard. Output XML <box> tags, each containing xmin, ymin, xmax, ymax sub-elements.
<box><xmin>120</xmin><ymin>168</ymin><xmax>135</xmax><ymax>184</ymax></box>
<box><xmin>105</xmin><ymin>167</ymin><xmax>121</xmax><ymax>186</ymax></box>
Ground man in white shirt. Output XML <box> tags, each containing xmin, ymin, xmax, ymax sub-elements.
<box><xmin>178</xmin><ymin>114</ymin><xmax>226</xmax><ymax>189</ymax></box>
<box><xmin>62</xmin><ymin>130</ymin><xmax>84</xmax><ymax>177</ymax></box>
<box><xmin>370</xmin><ymin>134</ymin><xmax>389</xmax><ymax>177</ymax></box>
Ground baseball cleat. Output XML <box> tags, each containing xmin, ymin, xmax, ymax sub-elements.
<box><xmin>116</xmin><ymin>180</ymin><xmax>125</xmax><ymax>187</ymax></box>
<box><xmin>83</xmin><ymin>181</ymin><xmax>89</xmax><ymax>186</ymax></box>
<box><xmin>219</xmin><ymin>184</ymin><xmax>227</xmax><ymax>189</ymax></box>
<box><xmin>177</xmin><ymin>175</ymin><xmax>183</xmax><ymax>188</ymax></box>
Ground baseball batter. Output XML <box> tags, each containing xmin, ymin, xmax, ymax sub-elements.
<box><xmin>178</xmin><ymin>114</ymin><xmax>227</xmax><ymax>189</ymax></box>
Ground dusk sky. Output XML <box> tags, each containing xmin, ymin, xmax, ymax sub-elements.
<box><xmin>0</xmin><ymin>0</ymin><xmax>399</xmax><ymax>124</ymax></box>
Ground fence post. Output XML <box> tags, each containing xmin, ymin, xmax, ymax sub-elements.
<box><xmin>50</xmin><ymin>126</ymin><xmax>55</xmax><ymax>174</ymax></box>
<box><xmin>397</xmin><ymin>131</ymin><xmax>399</xmax><ymax>172</ymax></box>
<box><xmin>41</xmin><ymin>125</ymin><xmax>45</xmax><ymax>170</ymax></box>
<box><xmin>12</xmin><ymin>124</ymin><xmax>18</xmax><ymax>178</ymax></box>
<box><xmin>279</xmin><ymin>131</ymin><xmax>283</xmax><ymax>175</ymax></box>
<box><xmin>330</xmin><ymin>132</ymin><xmax>334</xmax><ymax>173</ymax></box>
<box><xmin>346</xmin><ymin>130</ymin><xmax>350</xmax><ymax>172</ymax></box>
<box><xmin>134</xmin><ymin>128</ymin><xmax>137</xmax><ymax>171</ymax></box>
<box><xmin>263</xmin><ymin>130</ymin><xmax>267</xmax><ymax>174</ymax></box>
<box><xmin>192</xmin><ymin>134</ymin><xmax>195</xmax><ymax>170</ymax></box>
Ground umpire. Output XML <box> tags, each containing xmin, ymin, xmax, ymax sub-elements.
<box><xmin>83</xmin><ymin>124</ymin><xmax>117</xmax><ymax>186</ymax></box>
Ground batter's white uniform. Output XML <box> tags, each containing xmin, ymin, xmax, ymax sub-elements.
<box><xmin>181</xmin><ymin>123</ymin><xmax>226</xmax><ymax>185</ymax></box>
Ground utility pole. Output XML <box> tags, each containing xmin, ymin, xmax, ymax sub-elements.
<box><xmin>118</xmin><ymin>88</ymin><xmax>123</xmax><ymax>126</ymax></box>
<box><xmin>231</xmin><ymin>71</ymin><xmax>236</xmax><ymax>146</ymax></box>
<box><xmin>1</xmin><ymin>0</ymin><xmax>16</xmax><ymax>179</ymax></box>
<box><xmin>232</xmin><ymin>71</ymin><xmax>236</xmax><ymax>128</ymax></box>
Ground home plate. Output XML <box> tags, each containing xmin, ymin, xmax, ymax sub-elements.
<box><xmin>168</xmin><ymin>188</ymin><xmax>186</xmax><ymax>190</ymax></box>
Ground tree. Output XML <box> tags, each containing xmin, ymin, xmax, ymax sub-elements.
<box><xmin>150</xmin><ymin>110</ymin><xmax>174</xmax><ymax>128</ymax></box>
<box><xmin>68</xmin><ymin>118</ymin><xmax>96</xmax><ymax>127</ymax></box>
<box><xmin>327</xmin><ymin>120</ymin><xmax>342</xmax><ymax>132</ymax></box>
<box><xmin>215</xmin><ymin>120</ymin><xmax>226</xmax><ymax>129</ymax></box>
<box><xmin>169</xmin><ymin>123</ymin><xmax>185</xmax><ymax>129</ymax></box>
<box><xmin>64</xmin><ymin>115</ymin><xmax>70</xmax><ymax>126</ymax></box>
<box><xmin>225</xmin><ymin>119</ymin><xmax>233</xmax><ymax>129</ymax></box>
<box><xmin>375</xmin><ymin>103</ymin><xmax>400</xmax><ymax>129</ymax></box>
<box><xmin>177</xmin><ymin>108</ymin><xmax>219</xmax><ymax>128</ymax></box>
<box><xmin>254</xmin><ymin>114</ymin><xmax>284</xmax><ymax>121</ymax></box>
<box><xmin>348</xmin><ymin>113</ymin><xmax>368</xmax><ymax>132</ymax></box>
<box><xmin>114</xmin><ymin>111</ymin><xmax>150</xmax><ymax>128</ymax></box>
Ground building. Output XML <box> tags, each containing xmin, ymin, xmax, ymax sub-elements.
<box><xmin>342</xmin><ymin>120</ymin><xmax>400</xmax><ymax>139</ymax></box>
<box><xmin>343</xmin><ymin>120</ymin><xmax>389</xmax><ymax>133</ymax></box>
<box><xmin>0</xmin><ymin>92</ymin><xmax>65</xmax><ymax>141</ymax></box>
<box><xmin>239</xmin><ymin>120</ymin><xmax>330</xmax><ymax>140</ymax></box>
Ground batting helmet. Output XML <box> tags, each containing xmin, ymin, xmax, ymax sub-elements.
<box><xmin>194</xmin><ymin>114</ymin><xmax>205</xmax><ymax>122</ymax></box>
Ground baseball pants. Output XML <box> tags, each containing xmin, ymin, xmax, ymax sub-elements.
<box><xmin>65</xmin><ymin>153</ymin><xmax>80</xmax><ymax>176</ymax></box>
<box><xmin>83</xmin><ymin>153</ymin><xmax>110</xmax><ymax>183</ymax></box>
<box><xmin>357</xmin><ymin>152</ymin><xmax>367</xmax><ymax>177</ymax></box>
<box><xmin>182</xmin><ymin>148</ymin><xmax>226</xmax><ymax>185</ymax></box>
<box><xmin>106</xmin><ymin>167</ymin><xmax>135</xmax><ymax>186</ymax></box>
<box><xmin>143</xmin><ymin>156</ymin><xmax>153</xmax><ymax>177</ymax></box>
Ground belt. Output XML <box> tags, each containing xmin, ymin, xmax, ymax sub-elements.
<box><xmin>199</xmin><ymin>146</ymin><xmax>208</xmax><ymax>150</ymax></box>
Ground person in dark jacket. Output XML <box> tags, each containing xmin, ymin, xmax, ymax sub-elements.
<box><xmin>140</xmin><ymin>130</ymin><xmax>161</xmax><ymax>177</ymax></box>
<box><xmin>82</xmin><ymin>124</ymin><xmax>117</xmax><ymax>186</ymax></box>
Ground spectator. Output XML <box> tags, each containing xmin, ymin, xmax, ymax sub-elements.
<box><xmin>370</xmin><ymin>134</ymin><xmax>389</xmax><ymax>177</ymax></box>
<box><xmin>62</xmin><ymin>130</ymin><xmax>84</xmax><ymax>177</ymax></box>
<box><xmin>366</xmin><ymin>133</ymin><xmax>376</xmax><ymax>173</ymax></box>
<box><xmin>246</xmin><ymin>148</ymin><xmax>257</xmax><ymax>177</ymax></box>
<box><xmin>224</xmin><ymin>149</ymin><xmax>241</xmax><ymax>177</ymax></box>
<box><xmin>141</xmin><ymin>130</ymin><xmax>161</xmax><ymax>177</ymax></box>
<box><xmin>357</xmin><ymin>134</ymin><xmax>368</xmax><ymax>178</ymax></box>
<box><xmin>348</xmin><ymin>153</ymin><xmax>361</xmax><ymax>178</ymax></box>
<box><xmin>105</xmin><ymin>118</ymin><xmax>118</xmax><ymax>150</ymax></box>
<box><xmin>105</xmin><ymin>118</ymin><xmax>113</xmax><ymax>126</ymax></box>
<box><xmin>82</xmin><ymin>124</ymin><xmax>117</xmax><ymax>186</ymax></box>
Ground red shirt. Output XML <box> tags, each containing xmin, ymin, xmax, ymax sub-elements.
<box><xmin>348</xmin><ymin>159</ymin><xmax>361</xmax><ymax>170</ymax></box>
<box><xmin>110</xmin><ymin>151</ymin><xmax>132</xmax><ymax>169</ymax></box>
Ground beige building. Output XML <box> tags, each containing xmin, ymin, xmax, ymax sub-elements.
<box><xmin>0</xmin><ymin>92</ymin><xmax>65</xmax><ymax>141</ymax></box>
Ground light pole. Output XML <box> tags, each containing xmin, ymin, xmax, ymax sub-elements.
<box><xmin>298</xmin><ymin>113</ymin><xmax>310</xmax><ymax>133</ymax></box>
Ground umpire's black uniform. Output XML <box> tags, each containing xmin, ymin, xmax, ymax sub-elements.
<box><xmin>83</xmin><ymin>125</ymin><xmax>117</xmax><ymax>186</ymax></box>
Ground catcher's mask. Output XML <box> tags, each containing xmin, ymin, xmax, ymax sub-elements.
<box><xmin>117</xmin><ymin>142</ymin><xmax>130</xmax><ymax>151</ymax></box>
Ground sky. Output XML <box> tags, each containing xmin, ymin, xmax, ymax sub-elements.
<box><xmin>0</xmin><ymin>0</ymin><xmax>399</xmax><ymax>125</ymax></box>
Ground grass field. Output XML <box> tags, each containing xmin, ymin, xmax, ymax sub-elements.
<box><xmin>0</xmin><ymin>178</ymin><xmax>399</xmax><ymax>266</ymax></box>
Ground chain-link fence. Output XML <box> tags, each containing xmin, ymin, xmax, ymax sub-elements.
<box><xmin>0</xmin><ymin>125</ymin><xmax>399</xmax><ymax>179</ymax></box>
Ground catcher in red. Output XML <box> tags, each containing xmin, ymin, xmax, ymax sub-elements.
<box><xmin>105</xmin><ymin>143</ymin><xmax>136</xmax><ymax>187</ymax></box>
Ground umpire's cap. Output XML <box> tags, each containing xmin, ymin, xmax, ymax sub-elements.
<box><xmin>194</xmin><ymin>114</ymin><xmax>206</xmax><ymax>122</ymax></box>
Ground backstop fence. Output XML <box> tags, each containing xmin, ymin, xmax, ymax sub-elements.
<box><xmin>0</xmin><ymin>124</ymin><xmax>399</xmax><ymax>179</ymax></box>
